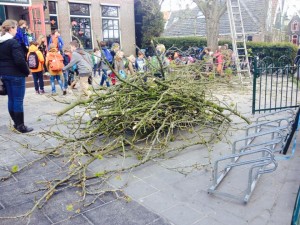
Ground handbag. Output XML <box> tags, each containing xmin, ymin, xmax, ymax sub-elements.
<box><xmin>0</xmin><ymin>79</ymin><xmax>7</xmax><ymax>96</ymax></box>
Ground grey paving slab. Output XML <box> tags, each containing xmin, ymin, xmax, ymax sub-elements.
<box><xmin>0</xmin><ymin>201</ymin><xmax>52</xmax><ymax>225</ymax></box>
<box><xmin>106</xmin><ymin>171</ymin><xmax>140</xmax><ymax>189</ymax></box>
<box><xmin>0</xmin><ymin>178</ymin><xmax>45</xmax><ymax>208</ymax></box>
<box><xmin>54</xmin><ymin>214</ymin><xmax>93</xmax><ymax>225</ymax></box>
<box><xmin>41</xmin><ymin>187</ymin><xmax>104</xmax><ymax>223</ymax></box>
<box><xmin>139</xmin><ymin>190</ymin><xmax>181</xmax><ymax>213</ymax></box>
<box><xmin>147</xmin><ymin>218</ymin><xmax>174</xmax><ymax>225</ymax></box>
<box><xmin>84</xmin><ymin>198</ymin><xmax>168</xmax><ymax>225</ymax></box>
<box><xmin>193</xmin><ymin>216</ymin><xmax>225</xmax><ymax>225</ymax></box>
<box><xmin>124</xmin><ymin>179</ymin><xmax>159</xmax><ymax>200</ymax></box>
<box><xmin>160</xmin><ymin>203</ymin><xmax>205</xmax><ymax>225</ymax></box>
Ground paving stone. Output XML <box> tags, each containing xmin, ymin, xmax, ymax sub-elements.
<box><xmin>143</xmin><ymin>175</ymin><xmax>174</xmax><ymax>191</ymax></box>
<box><xmin>145</xmin><ymin>164</ymin><xmax>186</xmax><ymax>186</ymax></box>
<box><xmin>107</xmin><ymin>171</ymin><xmax>140</xmax><ymax>189</ymax></box>
<box><xmin>87</xmin><ymin>158</ymin><xmax>116</xmax><ymax>173</ymax></box>
<box><xmin>84</xmin><ymin>199</ymin><xmax>161</xmax><ymax>225</ymax></box>
<box><xmin>0</xmin><ymin>166</ymin><xmax>10</xmax><ymax>180</ymax></box>
<box><xmin>160</xmin><ymin>203</ymin><xmax>205</xmax><ymax>225</ymax></box>
<box><xmin>146</xmin><ymin>217</ymin><xmax>173</xmax><ymax>225</ymax></box>
<box><xmin>0</xmin><ymin>179</ymin><xmax>46</xmax><ymax>208</ymax></box>
<box><xmin>13</xmin><ymin>158</ymin><xmax>62</xmax><ymax>180</ymax></box>
<box><xmin>42</xmin><ymin>187</ymin><xmax>105</xmax><ymax>223</ymax></box>
<box><xmin>124</xmin><ymin>180</ymin><xmax>159</xmax><ymax>200</ymax></box>
<box><xmin>131</xmin><ymin>163</ymin><xmax>159</xmax><ymax>179</ymax></box>
<box><xmin>193</xmin><ymin>216</ymin><xmax>226</xmax><ymax>225</ymax></box>
<box><xmin>139</xmin><ymin>190</ymin><xmax>180</xmax><ymax>213</ymax></box>
<box><xmin>0</xmin><ymin>201</ymin><xmax>52</xmax><ymax>225</ymax></box>
<box><xmin>54</xmin><ymin>214</ymin><xmax>93</xmax><ymax>225</ymax></box>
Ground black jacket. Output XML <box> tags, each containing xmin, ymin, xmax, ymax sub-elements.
<box><xmin>0</xmin><ymin>39</ymin><xmax>30</xmax><ymax>76</ymax></box>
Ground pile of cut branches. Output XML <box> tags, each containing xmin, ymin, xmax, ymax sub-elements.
<box><xmin>57</xmin><ymin>70</ymin><xmax>249</xmax><ymax>162</ymax></box>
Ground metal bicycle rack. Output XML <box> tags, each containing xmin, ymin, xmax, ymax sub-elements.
<box><xmin>208</xmin><ymin>108</ymin><xmax>299</xmax><ymax>203</ymax></box>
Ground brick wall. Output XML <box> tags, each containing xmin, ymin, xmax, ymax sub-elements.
<box><xmin>3</xmin><ymin>0</ymin><xmax>136</xmax><ymax>55</ymax></box>
<box><xmin>55</xmin><ymin>0</ymin><xmax>136</xmax><ymax>55</ymax></box>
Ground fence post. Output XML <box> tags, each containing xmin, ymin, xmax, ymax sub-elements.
<box><xmin>252</xmin><ymin>56</ymin><xmax>258</xmax><ymax>114</ymax></box>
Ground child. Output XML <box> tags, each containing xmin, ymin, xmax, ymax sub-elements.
<box><xmin>62</xmin><ymin>48</ymin><xmax>72</xmax><ymax>92</ymax></box>
<box><xmin>100</xmin><ymin>41</ymin><xmax>113</xmax><ymax>87</ymax></box>
<box><xmin>135</xmin><ymin>51</ymin><xmax>147</xmax><ymax>74</ymax></box>
<box><xmin>46</xmin><ymin>43</ymin><xmax>65</xmax><ymax>95</ymax></box>
<box><xmin>63</xmin><ymin>40</ymin><xmax>93</xmax><ymax>97</ymax></box>
<box><xmin>92</xmin><ymin>47</ymin><xmax>101</xmax><ymax>77</ymax></box>
<box><xmin>27</xmin><ymin>41</ymin><xmax>45</xmax><ymax>94</ymax></box>
<box><xmin>114</xmin><ymin>50</ymin><xmax>126</xmax><ymax>79</ymax></box>
<box><xmin>214</xmin><ymin>46</ymin><xmax>224</xmax><ymax>76</ymax></box>
<box><xmin>126</xmin><ymin>55</ymin><xmax>136</xmax><ymax>76</ymax></box>
<box><xmin>26</xmin><ymin>27</ymin><xmax>34</xmax><ymax>43</ymax></box>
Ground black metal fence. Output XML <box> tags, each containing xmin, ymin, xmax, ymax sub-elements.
<box><xmin>252</xmin><ymin>56</ymin><xmax>300</xmax><ymax>114</ymax></box>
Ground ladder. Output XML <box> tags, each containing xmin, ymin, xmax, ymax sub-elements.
<box><xmin>227</xmin><ymin>0</ymin><xmax>251</xmax><ymax>82</ymax></box>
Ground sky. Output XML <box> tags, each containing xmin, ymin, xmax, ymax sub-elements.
<box><xmin>161</xmin><ymin>0</ymin><xmax>196</xmax><ymax>12</ymax></box>
<box><xmin>161</xmin><ymin>0</ymin><xmax>300</xmax><ymax>16</ymax></box>
<box><xmin>285</xmin><ymin>0</ymin><xmax>300</xmax><ymax>17</ymax></box>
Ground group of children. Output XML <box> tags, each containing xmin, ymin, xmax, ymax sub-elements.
<box><xmin>167</xmin><ymin>44</ymin><xmax>235</xmax><ymax>76</ymax></box>
<box><xmin>18</xmin><ymin>18</ymin><xmax>165</xmax><ymax>95</ymax></box>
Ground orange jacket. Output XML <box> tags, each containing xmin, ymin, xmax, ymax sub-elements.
<box><xmin>27</xmin><ymin>45</ymin><xmax>44</xmax><ymax>73</ymax></box>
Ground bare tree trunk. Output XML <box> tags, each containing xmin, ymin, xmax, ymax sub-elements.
<box><xmin>206</xmin><ymin>16</ymin><xmax>220</xmax><ymax>51</ymax></box>
<box><xmin>193</xmin><ymin>0</ymin><xmax>227</xmax><ymax>51</ymax></box>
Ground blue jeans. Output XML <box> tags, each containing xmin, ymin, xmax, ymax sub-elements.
<box><xmin>63</xmin><ymin>71</ymin><xmax>69</xmax><ymax>90</ymax></box>
<box><xmin>100</xmin><ymin>69</ymin><xmax>110</xmax><ymax>87</ymax></box>
<box><xmin>0</xmin><ymin>75</ymin><xmax>25</xmax><ymax>113</ymax></box>
<box><xmin>93</xmin><ymin>64</ymin><xmax>101</xmax><ymax>77</ymax></box>
<box><xmin>32</xmin><ymin>71</ymin><xmax>44</xmax><ymax>91</ymax></box>
<box><xmin>50</xmin><ymin>75</ymin><xmax>64</xmax><ymax>93</ymax></box>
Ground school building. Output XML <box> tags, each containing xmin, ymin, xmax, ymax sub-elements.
<box><xmin>0</xmin><ymin>0</ymin><xmax>136</xmax><ymax>55</ymax></box>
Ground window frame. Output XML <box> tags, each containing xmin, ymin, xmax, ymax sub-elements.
<box><xmin>69</xmin><ymin>3</ymin><xmax>93</xmax><ymax>49</ymax></box>
<box><xmin>48</xmin><ymin>1</ymin><xmax>59</xmax><ymax>31</ymax></box>
<box><xmin>101</xmin><ymin>5</ymin><xmax>121</xmax><ymax>47</ymax></box>
<box><xmin>292</xmin><ymin>21</ymin><xmax>299</xmax><ymax>32</ymax></box>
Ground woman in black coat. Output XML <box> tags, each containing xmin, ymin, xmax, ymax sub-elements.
<box><xmin>0</xmin><ymin>20</ymin><xmax>33</xmax><ymax>133</ymax></box>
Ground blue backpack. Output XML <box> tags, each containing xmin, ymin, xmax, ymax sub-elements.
<box><xmin>103</xmin><ymin>49</ymin><xmax>113</xmax><ymax>63</ymax></box>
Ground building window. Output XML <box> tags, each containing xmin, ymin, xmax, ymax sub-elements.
<box><xmin>49</xmin><ymin>1</ymin><xmax>58</xmax><ymax>31</ymax></box>
<box><xmin>0</xmin><ymin>5</ymin><xmax>6</xmax><ymax>26</ymax></box>
<box><xmin>70</xmin><ymin>3</ymin><xmax>92</xmax><ymax>49</ymax></box>
<box><xmin>292</xmin><ymin>21</ymin><xmax>299</xmax><ymax>32</ymax></box>
<box><xmin>101</xmin><ymin>6</ymin><xmax>120</xmax><ymax>46</ymax></box>
<box><xmin>70</xmin><ymin>3</ymin><xmax>90</xmax><ymax>16</ymax></box>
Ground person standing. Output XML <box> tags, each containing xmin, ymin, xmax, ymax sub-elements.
<box><xmin>92</xmin><ymin>47</ymin><xmax>101</xmax><ymax>77</ymax></box>
<box><xmin>135</xmin><ymin>51</ymin><xmax>147</xmax><ymax>80</ymax></box>
<box><xmin>27</xmin><ymin>41</ymin><xmax>45</xmax><ymax>94</ymax></box>
<box><xmin>99</xmin><ymin>41</ymin><xmax>113</xmax><ymax>87</ymax></box>
<box><xmin>0</xmin><ymin>19</ymin><xmax>33</xmax><ymax>133</ymax></box>
<box><xmin>62</xmin><ymin>47</ymin><xmax>72</xmax><ymax>91</ymax></box>
<box><xmin>14</xmin><ymin>20</ymin><xmax>29</xmax><ymax>57</ymax></box>
<box><xmin>37</xmin><ymin>34</ymin><xmax>48</xmax><ymax>74</ymax></box>
<box><xmin>48</xmin><ymin>29</ymin><xmax>64</xmax><ymax>53</ymax></box>
<box><xmin>63</xmin><ymin>40</ymin><xmax>93</xmax><ymax>97</ymax></box>
<box><xmin>46</xmin><ymin>44</ymin><xmax>65</xmax><ymax>95</ymax></box>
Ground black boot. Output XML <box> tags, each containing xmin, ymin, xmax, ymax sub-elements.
<box><xmin>14</xmin><ymin>112</ymin><xmax>33</xmax><ymax>133</ymax></box>
<box><xmin>9</xmin><ymin>110</ymin><xmax>16</xmax><ymax>128</ymax></box>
